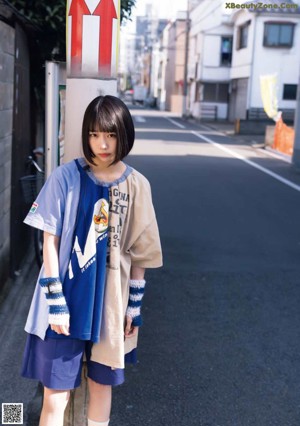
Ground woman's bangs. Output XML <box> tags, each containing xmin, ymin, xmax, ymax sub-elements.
<box><xmin>90</xmin><ymin>107</ymin><xmax>117</xmax><ymax>134</ymax></box>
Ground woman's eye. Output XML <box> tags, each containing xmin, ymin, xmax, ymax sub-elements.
<box><xmin>107</xmin><ymin>133</ymin><xmax>116</xmax><ymax>138</ymax></box>
<box><xmin>89</xmin><ymin>132</ymin><xmax>97</xmax><ymax>137</ymax></box>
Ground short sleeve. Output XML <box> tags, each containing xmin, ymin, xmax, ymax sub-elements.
<box><xmin>23</xmin><ymin>166</ymin><xmax>67</xmax><ymax>236</ymax></box>
<box><xmin>130</xmin><ymin>217</ymin><xmax>163</xmax><ymax>268</ymax></box>
<box><xmin>126</xmin><ymin>171</ymin><xmax>163</xmax><ymax>269</ymax></box>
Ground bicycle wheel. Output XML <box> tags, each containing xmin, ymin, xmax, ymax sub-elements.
<box><xmin>34</xmin><ymin>228</ymin><xmax>43</xmax><ymax>267</ymax></box>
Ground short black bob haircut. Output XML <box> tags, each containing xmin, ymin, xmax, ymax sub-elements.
<box><xmin>82</xmin><ymin>95</ymin><xmax>135</xmax><ymax>165</ymax></box>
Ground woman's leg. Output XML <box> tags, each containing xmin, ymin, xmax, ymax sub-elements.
<box><xmin>87</xmin><ymin>377</ymin><xmax>112</xmax><ymax>423</ymax></box>
<box><xmin>39</xmin><ymin>387</ymin><xmax>70</xmax><ymax>426</ymax></box>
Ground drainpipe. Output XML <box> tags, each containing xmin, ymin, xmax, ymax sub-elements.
<box><xmin>247</xmin><ymin>15</ymin><xmax>257</xmax><ymax>119</ymax></box>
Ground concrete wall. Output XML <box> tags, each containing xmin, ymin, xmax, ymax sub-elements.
<box><xmin>0</xmin><ymin>21</ymin><xmax>14</xmax><ymax>283</ymax></box>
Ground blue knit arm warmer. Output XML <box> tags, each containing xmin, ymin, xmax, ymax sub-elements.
<box><xmin>126</xmin><ymin>279</ymin><xmax>146</xmax><ymax>327</ymax></box>
<box><xmin>39</xmin><ymin>277</ymin><xmax>70</xmax><ymax>326</ymax></box>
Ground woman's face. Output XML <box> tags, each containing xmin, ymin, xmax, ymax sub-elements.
<box><xmin>88</xmin><ymin>130</ymin><xmax>118</xmax><ymax>166</ymax></box>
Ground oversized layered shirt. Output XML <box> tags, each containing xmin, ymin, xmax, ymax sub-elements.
<box><xmin>24</xmin><ymin>158</ymin><xmax>163</xmax><ymax>369</ymax></box>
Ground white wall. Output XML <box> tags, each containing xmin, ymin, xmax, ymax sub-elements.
<box><xmin>251</xmin><ymin>16</ymin><xmax>300</xmax><ymax>109</ymax></box>
<box><xmin>203</xmin><ymin>35</ymin><xmax>220</xmax><ymax>67</ymax></box>
<box><xmin>188</xmin><ymin>0</ymin><xmax>234</xmax><ymax>118</ymax></box>
<box><xmin>158</xmin><ymin>23</ymin><xmax>170</xmax><ymax>110</ymax></box>
<box><xmin>231</xmin><ymin>10</ymin><xmax>300</xmax><ymax>111</ymax></box>
<box><xmin>202</xmin><ymin>66</ymin><xmax>231</xmax><ymax>81</ymax></box>
<box><xmin>230</xmin><ymin>12</ymin><xmax>255</xmax><ymax>80</ymax></box>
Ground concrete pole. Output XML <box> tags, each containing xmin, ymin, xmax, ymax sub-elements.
<box><xmin>292</xmin><ymin>67</ymin><xmax>300</xmax><ymax>167</ymax></box>
<box><xmin>63</xmin><ymin>1</ymin><xmax>120</xmax><ymax>425</ymax></box>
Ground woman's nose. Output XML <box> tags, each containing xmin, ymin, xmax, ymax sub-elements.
<box><xmin>100</xmin><ymin>136</ymin><xmax>108</xmax><ymax>149</ymax></box>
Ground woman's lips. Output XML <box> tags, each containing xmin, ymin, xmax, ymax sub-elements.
<box><xmin>98</xmin><ymin>153</ymin><xmax>110</xmax><ymax>158</ymax></box>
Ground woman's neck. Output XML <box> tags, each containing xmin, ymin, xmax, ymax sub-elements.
<box><xmin>88</xmin><ymin>160</ymin><xmax>126</xmax><ymax>183</ymax></box>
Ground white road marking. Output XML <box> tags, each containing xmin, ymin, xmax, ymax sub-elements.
<box><xmin>165</xmin><ymin>117</ymin><xmax>186</xmax><ymax>129</ymax></box>
<box><xmin>258</xmin><ymin>147</ymin><xmax>292</xmax><ymax>164</ymax></box>
<box><xmin>193</xmin><ymin>131</ymin><xmax>300</xmax><ymax>193</ymax></box>
<box><xmin>198</xmin><ymin>123</ymin><xmax>214</xmax><ymax>131</ymax></box>
<box><xmin>135</xmin><ymin>116</ymin><xmax>146</xmax><ymax>123</ymax></box>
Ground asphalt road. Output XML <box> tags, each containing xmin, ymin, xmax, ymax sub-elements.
<box><xmin>2</xmin><ymin>107</ymin><xmax>300</xmax><ymax>426</ymax></box>
<box><xmin>112</xmin><ymin>108</ymin><xmax>300</xmax><ymax>426</ymax></box>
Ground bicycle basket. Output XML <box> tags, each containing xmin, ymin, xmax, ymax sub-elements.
<box><xmin>20</xmin><ymin>174</ymin><xmax>44</xmax><ymax>204</ymax></box>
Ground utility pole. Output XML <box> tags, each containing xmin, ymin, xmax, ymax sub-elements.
<box><xmin>292</xmin><ymin>66</ymin><xmax>300</xmax><ymax>167</ymax></box>
<box><xmin>182</xmin><ymin>0</ymin><xmax>190</xmax><ymax>117</ymax></box>
<box><xmin>63</xmin><ymin>1</ymin><xmax>120</xmax><ymax>425</ymax></box>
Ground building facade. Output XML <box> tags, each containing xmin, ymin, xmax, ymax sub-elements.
<box><xmin>186</xmin><ymin>0</ymin><xmax>300</xmax><ymax>121</ymax></box>
<box><xmin>158</xmin><ymin>13</ymin><xmax>187</xmax><ymax>114</ymax></box>
<box><xmin>229</xmin><ymin>1</ymin><xmax>300</xmax><ymax>122</ymax></box>
<box><xmin>187</xmin><ymin>0</ymin><xmax>233</xmax><ymax>119</ymax></box>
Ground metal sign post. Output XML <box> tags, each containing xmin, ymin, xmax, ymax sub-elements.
<box><xmin>45</xmin><ymin>62</ymin><xmax>66</xmax><ymax>178</ymax></box>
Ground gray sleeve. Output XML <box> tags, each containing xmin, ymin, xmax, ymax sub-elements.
<box><xmin>23</xmin><ymin>166</ymin><xmax>67</xmax><ymax>236</ymax></box>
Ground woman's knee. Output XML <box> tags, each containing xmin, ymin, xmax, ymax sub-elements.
<box><xmin>88</xmin><ymin>378</ymin><xmax>112</xmax><ymax>397</ymax></box>
<box><xmin>42</xmin><ymin>387</ymin><xmax>70</xmax><ymax>413</ymax></box>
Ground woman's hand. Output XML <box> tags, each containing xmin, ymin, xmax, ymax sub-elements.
<box><xmin>50</xmin><ymin>323</ymin><xmax>70</xmax><ymax>336</ymax></box>
<box><xmin>124</xmin><ymin>315</ymin><xmax>138</xmax><ymax>338</ymax></box>
<box><xmin>43</xmin><ymin>233</ymin><xmax>70</xmax><ymax>336</ymax></box>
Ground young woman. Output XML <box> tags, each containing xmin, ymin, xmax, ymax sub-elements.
<box><xmin>21</xmin><ymin>95</ymin><xmax>163</xmax><ymax>426</ymax></box>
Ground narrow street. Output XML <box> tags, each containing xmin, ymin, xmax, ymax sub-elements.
<box><xmin>111</xmin><ymin>107</ymin><xmax>300</xmax><ymax>426</ymax></box>
<box><xmin>2</xmin><ymin>107</ymin><xmax>300</xmax><ymax>425</ymax></box>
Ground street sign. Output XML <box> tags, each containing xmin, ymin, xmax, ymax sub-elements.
<box><xmin>67</xmin><ymin>0</ymin><xmax>120</xmax><ymax>78</ymax></box>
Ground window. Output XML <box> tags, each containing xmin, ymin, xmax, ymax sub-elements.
<box><xmin>218</xmin><ymin>84</ymin><xmax>229</xmax><ymax>102</ymax></box>
<box><xmin>221</xmin><ymin>37</ymin><xmax>233</xmax><ymax>65</ymax></box>
<box><xmin>203</xmin><ymin>83</ymin><xmax>229</xmax><ymax>102</ymax></box>
<box><xmin>264</xmin><ymin>23</ymin><xmax>294</xmax><ymax>47</ymax></box>
<box><xmin>237</xmin><ymin>21</ymin><xmax>250</xmax><ymax>49</ymax></box>
<box><xmin>283</xmin><ymin>84</ymin><xmax>297</xmax><ymax>100</ymax></box>
<box><xmin>203</xmin><ymin>83</ymin><xmax>216</xmax><ymax>101</ymax></box>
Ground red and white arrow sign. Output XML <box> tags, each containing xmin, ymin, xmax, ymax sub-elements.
<box><xmin>67</xmin><ymin>0</ymin><xmax>119</xmax><ymax>78</ymax></box>
<box><xmin>68</xmin><ymin>0</ymin><xmax>91</xmax><ymax>73</ymax></box>
<box><xmin>93</xmin><ymin>0</ymin><xmax>117</xmax><ymax>76</ymax></box>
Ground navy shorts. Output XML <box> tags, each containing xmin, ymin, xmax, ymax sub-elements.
<box><xmin>21</xmin><ymin>334</ymin><xmax>125</xmax><ymax>390</ymax></box>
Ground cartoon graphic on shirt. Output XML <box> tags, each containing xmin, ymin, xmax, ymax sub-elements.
<box><xmin>68</xmin><ymin>198</ymin><xmax>109</xmax><ymax>279</ymax></box>
<box><xmin>94</xmin><ymin>199</ymin><xmax>109</xmax><ymax>233</ymax></box>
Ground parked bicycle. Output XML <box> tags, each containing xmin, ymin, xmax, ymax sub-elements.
<box><xmin>20</xmin><ymin>148</ymin><xmax>45</xmax><ymax>267</ymax></box>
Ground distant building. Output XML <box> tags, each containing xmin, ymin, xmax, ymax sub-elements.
<box><xmin>158</xmin><ymin>12</ymin><xmax>188</xmax><ymax>113</ymax></box>
<box><xmin>119</xmin><ymin>3</ymin><xmax>168</xmax><ymax>96</ymax></box>
<box><xmin>187</xmin><ymin>1</ymin><xmax>234</xmax><ymax>120</ymax></box>
<box><xmin>229</xmin><ymin>0</ymin><xmax>300</xmax><ymax>122</ymax></box>
<box><xmin>186</xmin><ymin>0</ymin><xmax>300</xmax><ymax>122</ymax></box>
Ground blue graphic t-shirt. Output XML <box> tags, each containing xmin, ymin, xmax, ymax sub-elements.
<box><xmin>46</xmin><ymin>160</ymin><xmax>109</xmax><ymax>343</ymax></box>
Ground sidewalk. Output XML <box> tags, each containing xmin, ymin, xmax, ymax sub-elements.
<box><xmin>190</xmin><ymin>118</ymin><xmax>294</xmax><ymax>163</ymax></box>
<box><xmin>0</xmin><ymin>251</ymin><xmax>41</xmax><ymax>426</ymax></box>
<box><xmin>190</xmin><ymin>118</ymin><xmax>265</xmax><ymax>145</ymax></box>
